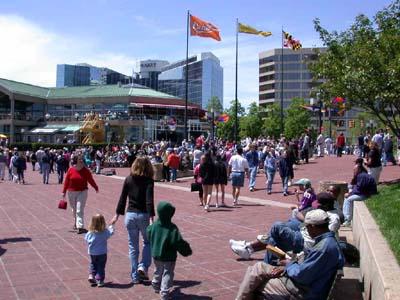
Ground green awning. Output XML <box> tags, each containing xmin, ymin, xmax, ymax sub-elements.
<box><xmin>60</xmin><ymin>125</ymin><xmax>81</xmax><ymax>132</ymax></box>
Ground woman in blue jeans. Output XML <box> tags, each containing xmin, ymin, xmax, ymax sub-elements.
<box><xmin>111</xmin><ymin>156</ymin><xmax>155</xmax><ymax>284</ymax></box>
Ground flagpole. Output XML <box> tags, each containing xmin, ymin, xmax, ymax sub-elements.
<box><xmin>184</xmin><ymin>10</ymin><xmax>189</xmax><ymax>142</ymax></box>
<box><xmin>234</xmin><ymin>18</ymin><xmax>239</xmax><ymax>143</ymax></box>
<box><xmin>280</xmin><ymin>27</ymin><xmax>284</xmax><ymax>134</ymax></box>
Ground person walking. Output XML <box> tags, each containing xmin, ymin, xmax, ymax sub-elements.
<box><xmin>214</xmin><ymin>154</ymin><xmax>228</xmax><ymax>207</ymax></box>
<box><xmin>228</xmin><ymin>147</ymin><xmax>249</xmax><ymax>206</ymax></box>
<box><xmin>277</xmin><ymin>150</ymin><xmax>290</xmax><ymax>196</ymax></box>
<box><xmin>111</xmin><ymin>156</ymin><xmax>155</xmax><ymax>284</ymax></box>
<box><xmin>167</xmin><ymin>149</ymin><xmax>180</xmax><ymax>182</ymax></box>
<box><xmin>245</xmin><ymin>144</ymin><xmax>259</xmax><ymax>192</ymax></box>
<box><xmin>62</xmin><ymin>154</ymin><xmax>99</xmax><ymax>234</ymax></box>
<box><xmin>0</xmin><ymin>149</ymin><xmax>6</xmax><ymax>181</ymax></box>
<box><xmin>301</xmin><ymin>133</ymin><xmax>310</xmax><ymax>163</ymax></box>
<box><xmin>264</xmin><ymin>149</ymin><xmax>277</xmax><ymax>195</ymax></box>
<box><xmin>30</xmin><ymin>151</ymin><xmax>37</xmax><ymax>171</ymax></box>
<box><xmin>336</xmin><ymin>133</ymin><xmax>345</xmax><ymax>157</ymax></box>
<box><xmin>15</xmin><ymin>152</ymin><xmax>27</xmax><ymax>184</ymax></box>
<box><xmin>41</xmin><ymin>149</ymin><xmax>51</xmax><ymax>184</ymax></box>
<box><xmin>316</xmin><ymin>133</ymin><xmax>325</xmax><ymax>157</ymax></box>
<box><xmin>56</xmin><ymin>150</ymin><xmax>66</xmax><ymax>184</ymax></box>
<box><xmin>200</xmin><ymin>151</ymin><xmax>215</xmax><ymax>212</ymax></box>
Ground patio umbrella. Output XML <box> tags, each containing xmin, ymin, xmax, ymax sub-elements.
<box><xmin>0</xmin><ymin>134</ymin><xmax>7</xmax><ymax>139</ymax></box>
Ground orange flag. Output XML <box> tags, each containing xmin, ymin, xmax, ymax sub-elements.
<box><xmin>190</xmin><ymin>15</ymin><xmax>221</xmax><ymax>41</ymax></box>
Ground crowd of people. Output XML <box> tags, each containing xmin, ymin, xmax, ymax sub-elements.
<box><xmin>0</xmin><ymin>128</ymin><xmax>396</xmax><ymax>299</ymax></box>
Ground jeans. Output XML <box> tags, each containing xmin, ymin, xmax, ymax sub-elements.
<box><xmin>39</xmin><ymin>161</ymin><xmax>43</xmax><ymax>174</ymax></box>
<box><xmin>42</xmin><ymin>163</ymin><xmax>50</xmax><ymax>184</ymax></box>
<box><xmin>264</xmin><ymin>222</ymin><xmax>304</xmax><ymax>265</ymax></box>
<box><xmin>266</xmin><ymin>170</ymin><xmax>276</xmax><ymax>192</ymax></box>
<box><xmin>281</xmin><ymin>176</ymin><xmax>289</xmax><ymax>194</ymax></box>
<box><xmin>57</xmin><ymin>168</ymin><xmax>64</xmax><ymax>184</ymax></box>
<box><xmin>162</xmin><ymin>165</ymin><xmax>170</xmax><ymax>182</ymax></box>
<box><xmin>170</xmin><ymin>168</ymin><xmax>177</xmax><ymax>181</ymax></box>
<box><xmin>95</xmin><ymin>159</ymin><xmax>101</xmax><ymax>174</ymax></box>
<box><xmin>358</xmin><ymin>145</ymin><xmax>364</xmax><ymax>158</ymax></box>
<box><xmin>248</xmin><ymin>166</ymin><xmax>258</xmax><ymax>189</ymax></box>
<box><xmin>89</xmin><ymin>254</ymin><xmax>107</xmax><ymax>281</ymax></box>
<box><xmin>125</xmin><ymin>212</ymin><xmax>151</xmax><ymax>282</ymax></box>
<box><xmin>0</xmin><ymin>162</ymin><xmax>5</xmax><ymax>180</ymax></box>
<box><xmin>343</xmin><ymin>194</ymin><xmax>367</xmax><ymax>222</ymax></box>
<box><xmin>152</xmin><ymin>259</ymin><xmax>176</xmax><ymax>299</ymax></box>
<box><xmin>17</xmin><ymin>169</ymin><xmax>24</xmax><ymax>182</ymax></box>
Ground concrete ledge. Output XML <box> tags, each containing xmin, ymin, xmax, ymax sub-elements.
<box><xmin>353</xmin><ymin>202</ymin><xmax>400</xmax><ymax>300</ymax></box>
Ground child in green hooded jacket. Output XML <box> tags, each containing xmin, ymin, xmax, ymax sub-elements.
<box><xmin>147</xmin><ymin>201</ymin><xmax>192</xmax><ymax>300</ymax></box>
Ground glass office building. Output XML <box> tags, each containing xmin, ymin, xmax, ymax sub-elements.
<box><xmin>56</xmin><ymin>64</ymin><xmax>90</xmax><ymax>87</ymax></box>
<box><xmin>158</xmin><ymin>52</ymin><xmax>223</xmax><ymax>109</ymax></box>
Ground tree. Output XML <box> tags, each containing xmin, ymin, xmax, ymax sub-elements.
<box><xmin>206</xmin><ymin>96</ymin><xmax>223</xmax><ymax>113</ymax></box>
<box><xmin>310</xmin><ymin>0</ymin><xmax>400</xmax><ymax>134</ymax></box>
<box><xmin>216</xmin><ymin>100</ymin><xmax>245</xmax><ymax>141</ymax></box>
<box><xmin>261</xmin><ymin>104</ymin><xmax>282</xmax><ymax>139</ymax></box>
<box><xmin>239</xmin><ymin>102</ymin><xmax>263</xmax><ymax>138</ymax></box>
<box><xmin>284</xmin><ymin>98</ymin><xmax>311</xmax><ymax>139</ymax></box>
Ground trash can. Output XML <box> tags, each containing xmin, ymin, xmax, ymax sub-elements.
<box><xmin>319</xmin><ymin>180</ymin><xmax>348</xmax><ymax>209</ymax></box>
<box><xmin>152</xmin><ymin>163</ymin><xmax>163</xmax><ymax>181</ymax></box>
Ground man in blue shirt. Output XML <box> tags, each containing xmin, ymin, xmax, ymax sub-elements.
<box><xmin>246</xmin><ymin>144</ymin><xmax>259</xmax><ymax>192</ymax></box>
<box><xmin>235</xmin><ymin>209</ymin><xmax>344</xmax><ymax>300</ymax></box>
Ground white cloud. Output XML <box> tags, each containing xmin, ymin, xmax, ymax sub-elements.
<box><xmin>0</xmin><ymin>14</ymin><xmax>139</xmax><ymax>87</ymax></box>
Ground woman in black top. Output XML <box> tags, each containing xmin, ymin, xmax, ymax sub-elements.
<box><xmin>200</xmin><ymin>151</ymin><xmax>215</xmax><ymax>212</ymax></box>
<box><xmin>214</xmin><ymin>154</ymin><xmax>228</xmax><ymax>207</ymax></box>
<box><xmin>111</xmin><ymin>156</ymin><xmax>155</xmax><ymax>284</ymax></box>
<box><xmin>366</xmin><ymin>141</ymin><xmax>382</xmax><ymax>184</ymax></box>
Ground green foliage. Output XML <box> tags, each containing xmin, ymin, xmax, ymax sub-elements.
<box><xmin>261</xmin><ymin>104</ymin><xmax>282</xmax><ymax>139</ymax></box>
<box><xmin>366</xmin><ymin>183</ymin><xmax>400</xmax><ymax>264</ymax></box>
<box><xmin>239</xmin><ymin>102</ymin><xmax>263</xmax><ymax>138</ymax></box>
<box><xmin>310</xmin><ymin>0</ymin><xmax>400</xmax><ymax>134</ymax></box>
<box><xmin>206</xmin><ymin>96</ymin><xmax>223</xmax><ymax>113</ymax></box>
<box><xmin>216</xmin><ymin>100</ymin><xmax>245</xmax><ymax>141</ymax></box>
<box><xmin>284</xmin><ymin>98</ymin><xmax>311</xmax><ymax>139</ymax></box>
<box><xmin>9</xmin><ymin>142</ymin><xmax>121</xmax><ymax>151</ymax></box>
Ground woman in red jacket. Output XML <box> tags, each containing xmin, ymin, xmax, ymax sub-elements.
<box><xmin>62</xmin><ymin>154</ymin><xmax>99</xmax><ymax>234</ymax></box>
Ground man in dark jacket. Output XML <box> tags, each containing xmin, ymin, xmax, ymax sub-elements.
<box><xmin>147</xmin><ymin>202</ymin><xmax>192</xmax><ymax>300</ymax></box>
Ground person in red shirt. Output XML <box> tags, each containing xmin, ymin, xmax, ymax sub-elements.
<box><xmin>336</xmin><ymin>133</ymin><xmax>346</xmax><ymax>157</ymax></box>
<box><xmin>167</xmin><ymin>150</ymin><xmax>180</xmax><ymax>182</ymax></box>
<box><xmin>62</xmin><ymin>154</ymin><xmax>99</xmax><ymax>234</ymax></box>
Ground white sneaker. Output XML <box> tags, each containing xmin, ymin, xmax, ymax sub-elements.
<box><xmin>229</xmin><ymin>239</ymin><xmax>247</xmax><ymax>247</ymax></box>
<box><xmin>231</xmin><ymin>244</ymin><xmax>251</xmax><ymax>260</ymax></box>
<box><xmin>137</xmin><ymin>266</ymin><xmax>148</xmax><ymax>280</ymax></box>
<box><xmin>204</xmin><ymin>205</ymin><xmax>209</xmax><ymax>212</ymax></box>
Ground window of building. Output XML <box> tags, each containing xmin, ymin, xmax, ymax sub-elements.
<box><xmin>260</xmin><ymin>83</ymin><xmax>275</xmax><ymax>91</ymax></box>
<box><xmin>259</xmin><ymin>74</ymin><xmax>275</xmax><ymax>82</ymax></box>
<box><xmin>260</xmin><ymin>92</ymin><xmax>275</xmax><ymax>100</ymax></box>
<box><xmin>259</xmin><ymin>65</ymin><xmax>275</xmax><ymax>73</ymax></box>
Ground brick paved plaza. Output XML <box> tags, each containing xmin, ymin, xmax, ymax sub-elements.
<box><xmin>0</xmin><ymin>155</ymin><xmax>398</xmax><ymax>299</ymax></box>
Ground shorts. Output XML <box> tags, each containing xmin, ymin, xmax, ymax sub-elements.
<box><xmin>231</xmin><ymin>172</ymin><xmax>245</xmax><ymax>187</ymax></box>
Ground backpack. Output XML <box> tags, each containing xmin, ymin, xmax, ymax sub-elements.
<box><xmin>42</xmin><ymin>154</ymin><xmax>50</xmax><ymax>164</ymax></box>
<box><xmin>56</xmin><ymin>155</ymin><xmax>65</xmax><ymax>166</ymax></box>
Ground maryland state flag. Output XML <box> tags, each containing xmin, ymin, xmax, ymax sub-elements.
<box><xmin>238</xmin><ymin>23</ymin><xmax>272</xmax><ymax>37</ymax></box>
<box><xmin>190</xmin><ymin>15</ymin><xmax>221</xmax><ymax>41</ymax></box>
<box><xmin>217</xmin><ymin>113</ymin><xmax>230</xmax><ymax>123</ymax></box>
<box><xmin>283</xmin><ymin>31</ymin><xmax>302</xmax><ymax>51</ymax></box>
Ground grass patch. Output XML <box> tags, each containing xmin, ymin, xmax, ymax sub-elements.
<box><xmin>366</xmin><ymin>183</ymin><xmax>400</xmax><ymax>264</ymax></box>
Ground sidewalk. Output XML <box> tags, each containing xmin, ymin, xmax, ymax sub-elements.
<box><xmin>0</xmin><ymin>155</ymin><xmax>397</xmax><ymax>299</ymax></box>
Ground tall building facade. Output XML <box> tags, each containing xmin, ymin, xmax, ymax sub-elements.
<box><xmin>259</xmin><ymin>47</ymin><xmax>360</xmax><ymax>139</ymax></box>
<box><xmin>135</xmin><ymin>60</ymin><xmax>169</xmax><ymax>91</ymax></box>
<box><xmin>57</xmin><ymin>64</ymin><xmax>132</xmax><ymax>87</ymax></box>
<box><xmin>158</xmin><ymin>52</ymin><xmax>223</xmax><ymax>109</ymax></box>
<box><xmin>56</xmin><ymin>64</ymin><xmax>90</xmax><ymax>87</ymax></box>
<box><xmin>258</xmin><ymin>48</ymin><xmax>325</xmax><ymax>109</ymax></box>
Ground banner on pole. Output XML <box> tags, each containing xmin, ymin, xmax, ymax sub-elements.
<box><xmin>190</xmin><ymin>15</ymin><xmax>221</xmax><ymax>41</ymax></box>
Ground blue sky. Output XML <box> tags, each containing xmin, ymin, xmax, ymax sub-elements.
<box><xmin>0</xmin><ymin>0</ymin><xmax>391</xmax><ymax>108</ymax></box>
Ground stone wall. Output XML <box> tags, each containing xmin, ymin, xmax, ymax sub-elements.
<box><xmin>353</xmin><ymin>202</ymin><xmax>400</xmax><ymax>300</ymax></box>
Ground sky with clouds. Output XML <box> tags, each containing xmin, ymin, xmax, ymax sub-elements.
<box><xmin>0</xmin><ymin>0</ymin><xmax>391</xmax><ymax>108</ymax></box>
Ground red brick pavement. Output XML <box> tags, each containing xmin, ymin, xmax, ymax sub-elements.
<box><xmin>0</xmin><ymin>155</ymin><xmax>398</xmax><ymax>299</ymax></box>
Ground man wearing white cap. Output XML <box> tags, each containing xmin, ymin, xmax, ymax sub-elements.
<box><xmin>236</xmin><ymin>209</ymin><xmax>344</xmax><ymax>300</ymax></box>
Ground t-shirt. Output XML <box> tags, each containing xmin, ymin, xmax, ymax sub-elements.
<box><xmin>228</xmin><ymin>154</ymin><xmax>249</xmax><ymax>172</ymax></box>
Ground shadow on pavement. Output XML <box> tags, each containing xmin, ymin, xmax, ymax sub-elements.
<box><xmin>0</xmin><ymin>237</ymin><xmax>32</xmax><ymax>257</ymax></box>
<box><xmin>104</xmin><ymin>282</ymin><xmax>134</xmax><ymax>289</ymax></box>
<box><xmin>171</xmin><ymin>280</ymin><xmax>212</xmax><ymax>299</ymax></box>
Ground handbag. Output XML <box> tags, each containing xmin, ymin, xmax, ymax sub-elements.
<box><xmin>58</xmin><ymin>199</ymin><xmax>67</xmax><ymax>210</ymax></box>
<box><xmin>191</xmin><ymin>182</ymin><xmax>201</xmax><ymax>192</ymax></box>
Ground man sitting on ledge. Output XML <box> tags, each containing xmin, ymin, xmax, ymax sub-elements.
<box><xmin>235</xmin><ymin>209</ymin><xmax>344</xmax><ymax>300</ymax></box>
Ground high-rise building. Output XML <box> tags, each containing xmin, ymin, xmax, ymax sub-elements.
<box><xmin>158</xmin><ymin>52</ymin><xmax>223</xmax><ymax>109</ymax></box>
<box><xmin>135</xmin><ymin>60</ymin><xmax>169</xmax><ymax>91</ymax></box>
<box><xmin>258</xmin><ymin>48</ymin><xmax>325</xmax><ymax>109</ymax></box>
<box><xmin>56</xmin><ymin>64</ymin><xmax>90</xmax><ymax>87</ymax></box>
<box><xmin>57</xmin><ymin>63</ymin><xmax>132</xmax><ymax>87</ymax></box>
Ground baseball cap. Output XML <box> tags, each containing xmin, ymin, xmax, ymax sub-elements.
<box><xmin>294</xmin><ymin>178</ymin><xmax>312</xmax><ymax>187</ymax></box>
<box><xmin>304</xmin><ymin>209</ymin><xmax>330</xmax><ymax>225</ymax></box>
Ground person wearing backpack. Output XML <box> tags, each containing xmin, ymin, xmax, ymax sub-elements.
<box><xmin>56</xmin><ymin>150</ymin><xmax>66</xmax><ymax>184</ymax></box>
<box><xmin>15</xmin><ymin>153</ymin><xmax>27</xmax><ymax>184</ymax></box>
<box><xmin>30</xmin><ymin>152</ymin><xmax>37</xmax><ymax>171</ymax></box>
<box><xmin>41</xmin><ymin>149</ymin><xmax>51</xmax><ymax>184</ymax></box>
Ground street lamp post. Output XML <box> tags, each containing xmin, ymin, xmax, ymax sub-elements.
<box><xmin>317</xmin><ymin>93</ymin><xmax>322</xmax><ymax>134</ymax></box>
